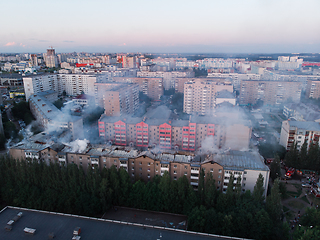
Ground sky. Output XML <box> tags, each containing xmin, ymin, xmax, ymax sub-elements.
<box><xmin>1</xmin><ymin>0</ymin><xmax>320</xmax><ymax>53</ymax></box>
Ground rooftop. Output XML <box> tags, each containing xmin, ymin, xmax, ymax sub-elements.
<box><xmin>0</xmin><ymin>206</ymin><xmax>233</xmax><ymax>240</ymax></box>
<box><xmin>210</xmin><ymin>150</ymin><xmax>269</xmax><ymax>171</ymax></box>
<box><xmin>288</xmin><ymin>120</ymin><xmax>320</xmax><ymax>131</ymax></box>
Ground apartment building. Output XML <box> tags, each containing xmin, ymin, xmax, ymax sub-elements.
<box><xmin>207</xmin><ymin>72</ymin><xmax>261</xmax><ymax>91</ymax></box>
<box><xmin>183</xmin><ymin>78</ymin><xmax>233</xmax><ymax>115</ymax></box>
<box><xmin>23</xmin><ymin>74</ymin><xmax>96</xmax><ymax>100</ymax></box>
<box><xmin>280</xmin><ymin>120</ymin><xmax>320</xmax><ymax>150</ymax></box>
<box><xmin>45</xmin><ymin>48</ymin><xmax>58</xmax><ymax>68</ymax></box>
<box><xmin>9</xmin><ymin>137</ymin><xmax>268</xmax><ymax>195</ymax></box>
<box><xmin>103</xmin><ymin>84</ymin><xmax>139</xmax><ymax>117</ymax></box>
<box><xmin>137</xmin><ymin>71</ymin><xmax>194</xmax><ymax>90</ymax></box>
<box><xmin>211</xmin><ymin>150</ymin><xmax>269</xmax><ymax>197</ymax></box>
<box><xmin>98</xmin><ymin>108</ymin><xmax>251</xmax><ymax>151</ymax></box>
<box><xmin>239</xmin><ymin>80</ymin><xmax>302</xmax><ymax>106</ymax></box>
<box><xmin>283</xmin><ymin>103</ymin><xmax>320</xmax><ymax>122</ymax></box>
<box><xmin>112</xmin><ymin>77</ymin><xmax>163</xmax><ymax>100</ymax></box>
<box><xmin>29</xmin><ymin>94</ymin><xmax>84</xmax><ymax>140</ymax></box>
<box><xmin>306</xmin><ymin>79</ymin><xmax>320</xmax><ymax>99</ymax></box>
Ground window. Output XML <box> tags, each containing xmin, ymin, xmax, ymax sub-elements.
<box><xmin>184</xmin><ymin>166</ymin><xmax>188</xmax><ymax>169</ymax></box>
<box><xmin>218</xmin><ymin>181</ymin><xmax>221</xmax><ymax>184</ymax></box>
<box><xmin>210</xmin><ymin>168</ymin><xmax>213</xmax><ymax>172</ymax></box>
<box><xmin>156</xmin><ymin>163</ymin><xmax>158</xmax><ymax>166</ymax></box>
<box><xmin>132</xmin><ymin>162</ymin><xmax>134</xmax><ymax>165</ymax></box>
<box><xmin>244</xmin><ymin>171</ymin><xmax>247</xmax><ymax>174</ymax></box>
<box><xmin>243</xmin><ymin>177</ymin><xmax>246</xmax><ymax>181</ymax></box>
<box><xmin>132</xmin><ymin>167</ymin><xmax>134</xmax><ymax>171</ymax></box>
<box><xmin>174</xmin><ymin>171</ymin><xmax>177</xmax><ymax>174</ymax></box>
<box><xmin>174</xmin><ymin>165</ymin><xmax>177</xmax><ymax>168</ymax></box>
<box><xmin>139</xmin><ymin>168</ymin><xmax>142</xmax><ymax>171</ymax></box>
<box><xmin>114</xmin><ymin>159</ymin><xmax>117</xmax><ymax>163</ymax></box>
<box><xmin>184</xmin><ymin>172</ymin><xmax>187</xmax><ymax>175</ymax></box>
<box><xmin>139</xmin><ymin>162</ymin><xmax>142</xmax><ymax>165</ymax></box>
<box><xmin>219</xmin><ymin>169</ymin><xmax>222</xmax><ymax>173</ymax></box>
<box><xmin>218</xmin><ymin>175</ymin><xmax>221</xmax><ymax>178</ymax></box>
<box><xmin>148</xmin><ymin>162</ymin><xmax>151</xmax><ymax>166</ymax></box>
<box><xmin>79</xmin><ymin>157</ymin><xmax>82</xmax><ymax>160</ymax></box>
<box><xmin>243</xmin><ymin>183</ymin><xmax>246</xmax><ymax>187</ymax></box>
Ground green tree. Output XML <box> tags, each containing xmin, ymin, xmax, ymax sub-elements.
<box><xmin>266</xmin><ymin>178</ymin><xmax>282</xmax><ymax>224</ymax></box>
<box><xmin>285</xmin><ymin>141</ymin><xmax>298</xmax><ymax>168</ymax></box>
<box><xmin>299</xmin><ymin>140</ymin><xmax>308</xmax><ymax>169</ymax></box>
<box><xmin>270</xmin><ymin>155</ymin><xmax>281</xmax><ymax>181</ymax></box>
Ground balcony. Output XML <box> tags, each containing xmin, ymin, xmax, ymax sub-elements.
<box><xmin>190</xmin><ymin>182</ymin><xmax>198</xmax><ymax>186</ymax></box>
<box><xmin>191</xmin><ymin>169</ymin><xmax>199</xmax><ymax>174</ymax></box>
<box><xmin>120</xmin><ymin>163</ymin><xmax>128</xmax><ymax>168</ymax></box>
<box><xmin>91</xmin><ymin>159</ymin><xmax>99</xmax><ymax>165</ymax></box>
<box><xmin>190</xmin><ymin>176</ymin><xmax>199</xmax><ymax>180</ymax></box>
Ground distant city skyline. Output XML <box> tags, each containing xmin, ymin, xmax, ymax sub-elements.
<box><xmin>1</xmin><ymin>0</ymin><xmax>320</xmax><ymax>53</ymax></box>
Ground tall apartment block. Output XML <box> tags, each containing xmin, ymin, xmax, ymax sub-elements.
<box><xmin>103</xmin><ymin>84</ymin><xmax>139</xmax><ymax>116</ymax></box>
<box><xmin>280</xmin><ymin>120</ymin><xmax>320</xmax><ymax>150</ymax></box>
<box><xmin>183</xmin><ymin>79</ymin><xmax>233</xmax><ymax>115</ymax></box>
<box><xmin>306</xmin><ymin>79</ymin><xmax>320</xmax><ymax>99</ymax></box>
<box><xmin>30</xmin><ymin>54</ymin><xmax>38</xmax><ymax>67</ymax></box>
<box><xmin>45</xmin><ymin>48</ymin><xmax>58</xmax><ymax>68</ymax></box>
<box><xmin>112</xmin><ymin>77</ymin><xmax>163</xmax><ymax>100</ymax></box>
<box><xmin>137</xmin><ymin>71</ymin><xmax>195</xmax><ymax>90</ymax></box>
<box><xmin>23</xmin><ymin>74</ymin><xmax>96</xmax><ymax>100</ymax></box>
<box><xmin>239</xmin><ymin>80</ymin><xmax>302</xmax><ymax>106</ymax></box>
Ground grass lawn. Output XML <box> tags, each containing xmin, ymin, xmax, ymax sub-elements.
<box><xmin>283</xmin><ymin>206</ymin><xmax>290</xmax><ymax>213</ymax></box>
<box><xmin>287</xmin><ymin>191</ymin><xmax>301</xmax><ymax>198</ymax></box>
<box><xmin>287</xmin><ymin>200</ymin><xmax>305</xmax><ymax>210</ymax></box>
<box><xmin>301</xmin><ymin>196</ymin><xmax>310</xmax><ymax>204</ymax></box>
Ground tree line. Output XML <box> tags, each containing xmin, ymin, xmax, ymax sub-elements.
<box><xmin>0</xmin><ymin>156</ymin><xmax>288</xmax><ymax>240</ymax></box>
<box><xmin>285</xmin><ymin>141</ymin><xmax>320</xmax><ymax>172</ymax></box>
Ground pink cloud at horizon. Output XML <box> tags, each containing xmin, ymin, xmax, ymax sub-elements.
<box><xmin>4</xmin><ymin>42</ymin><xmax>16</xmax><ymax>47</ymax></box>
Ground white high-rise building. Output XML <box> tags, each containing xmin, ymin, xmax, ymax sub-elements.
<box><xmin>23</xmin><ymin>74</ymin><xmax>97</xmax><ymax>100</ymax></box>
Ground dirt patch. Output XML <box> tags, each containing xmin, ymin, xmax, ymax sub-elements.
<box><xmin>102</xmin><ymin>206</ymin><xmax>188</xmax><ymax>230</ymax></box>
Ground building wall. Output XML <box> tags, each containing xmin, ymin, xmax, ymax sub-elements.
<box><xmin>9</xmin><ymin>146</ymin><xmax>268</xmax><ymax>195</ymax></box>
<box><xmin>306</xmin><ymin>80</ymin><xmax>320</xmax><ymax>99</ymax></box>
<box><xmin>103</xmin><ymin>84</ymin><xmax>139</xmax><ymax>116</ymax></box>
<box><xmin>244</xmin><ymin>169</ymin><xmax>270</xmax><ymax>198</ymax></box>
<box><xmin>183</xmin><ymin>79</ymin><xmax>233</xmax><ymax>115</ymax></box>
<box><xmin>99</xmin><ymin>116</ymin><xmax>250</xmax><ymax>151</ymax></box>
<box><xmin>112</xmin><ymin>77</ymin><xmax>163</xmax><ymax>100</ymax></box>
<box><xmin>239</xmin><ymin>80</ymin><xmax>302</xmax><ymax>106</ymax></box>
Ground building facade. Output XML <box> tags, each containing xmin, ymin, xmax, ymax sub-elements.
<box><xmin>23</xmin><ymin>74</ymin><xmax>97</xmax><ymax>100</ymax></box>
<box><xmin>103</xmin><ymin>84</ymin><xmax>139</xmax><ymax>116</ymax></box>
<box><xmin>239</xmin><ymin>80</ymin><xmax>302</xmax><ymax>106</ymax></box>
<box><xmin>9</xmin><ymin>138</ymin><xmax>268</xmax><ymax>195</ymax></box>
<box><xmin>98</xmin><ymin>114</ymin><xmax>251</xmax><ymax>152</ymax></box>
<box><xmin>280</xmin><ymin>120</ymin><xmax>320</xmax><ymax>150</ymax></box>
<box><xmin>112</xmin><ymin>77</ymin><xmax>163</xmax><ymax>100</ymax></box>
<box><xmin>183</xmin><ymin>79</ymin><xmax>233</xmax><ymax>115</ymax></box>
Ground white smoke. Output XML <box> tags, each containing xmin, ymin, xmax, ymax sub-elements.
<box><xmin>198</xmin><ymin>135</ymin><xmax>220</xmax><ymax>154</ymax></box>
<box><xmin>68</xmin><ymin>139</ymin><xmax>89</xmax><ymax>153</ymax></box>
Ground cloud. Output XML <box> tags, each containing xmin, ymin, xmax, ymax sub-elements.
<box><xmin>63</xmin><ymin>40</ymin><xmax>74</xmax><ymax>43</ymax></box>
<box><xmin>4</xmin><ymin>42</ymin><xmax>16</xmax><ymax>46</ymax></box>
<box><xmin>20</xmin><ymin>43</ymin><xmax>26</xmax><ymax>47</ymax></box>
<box><xmin>39</xmin><ymin>40</ymin><xmax>49</xmax><ymax>42</ymax></box>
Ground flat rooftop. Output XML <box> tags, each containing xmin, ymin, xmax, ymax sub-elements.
<box><xmin>0</xmin><ymin>206</ymin><xmax>241</xmax><ymax>240</ymax></box>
